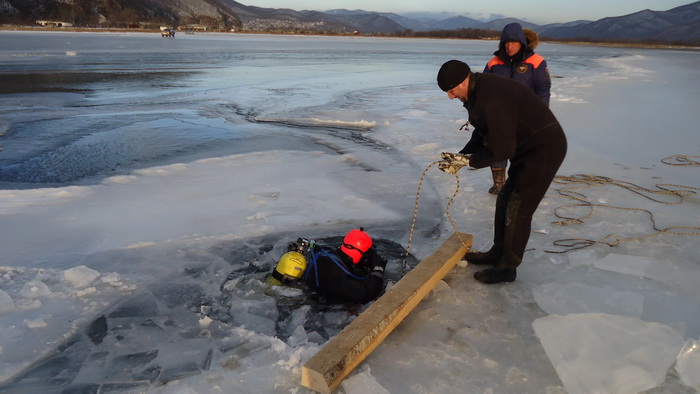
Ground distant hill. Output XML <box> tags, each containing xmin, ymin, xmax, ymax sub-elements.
<box><xmin>2</xmin><ymin>0</ymin><xmax>699</xmax><ymax>44</ymax></box>
<box><xmin>1</xmin><ymin>0</ymin><xmax>242</xmax><ymax>28</ymax></box>
<box><xmin>540</xmin><ymin>1</ymin><xmax>700</xmax><ymax>43</ymax></box>
<box><xmin>375</xmin><ymin>13</ymin><xmax>434</xmax><ymax>32</ymax></box>
<box><xmin>536</xmin><ymin>20</ymin><xmax>593</xmax><ymax>33</ymax></box>
<box><xmin>429</xmin><ymin>15</ymin><xmax>482</xmax><ymax>30</ymax></box>
<box><xmin>324</xmin><ymin>8</ymin><xmax>415</xmax><ymax>27</ymax></box>
<box><xmin>476</xmin><ymin>18</ymin><xmax>541</xmax><ymax>32</ymax></box>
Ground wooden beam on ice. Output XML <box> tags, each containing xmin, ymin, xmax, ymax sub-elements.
<box><xmin>301</xmin><ymin>232</ymin><xmax>472</xmax><ymax>393</ymax></box>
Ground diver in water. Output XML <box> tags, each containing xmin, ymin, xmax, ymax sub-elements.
<box><xmin>268</xmin><ymin>228</ymin><xmax>387</xmax><ymax>304</ymax></box>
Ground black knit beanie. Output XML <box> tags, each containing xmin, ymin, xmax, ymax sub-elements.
<box><xmin>437</xmin><ymin>60</ymin><xmax>471</xmax><ymax>91</ymax></box>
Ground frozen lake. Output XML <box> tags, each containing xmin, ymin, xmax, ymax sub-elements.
<box><xmin>1</xmin><ymin>31</ymin><xmax>699</xmax><ymax>393</ymax></box>
<box><xmin>0</xmin><ymin>31</ymin><xmax>625</xmax><ymax>187</ymax></box>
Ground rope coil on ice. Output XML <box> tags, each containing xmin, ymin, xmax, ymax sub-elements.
<box><xmin>661</xmin><ymin>154</ymin><xmax>700</xmax><ymax>166</ymax></box>
<box><xmin>403</xmin><ymin>156</ymin><xmax>700</xmax><ymax>260</ymax></box>
<box><xmin>545</xmin><ymin>168</ymin><xmax>700</xmax><ymax>253</ymax></box>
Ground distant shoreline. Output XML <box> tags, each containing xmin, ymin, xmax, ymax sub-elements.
<box><xmin>2</xmin><ymin>25</ymin><xmax>698</xmax><ymax>51</ymax></box>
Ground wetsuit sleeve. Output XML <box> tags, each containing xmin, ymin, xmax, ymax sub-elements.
<box><xmin>459</xmin><ymin>130</ymin><xmax>483</xmax><ymax>154</ymax></box>
<box><xmin>532</xmin><ymin>59</ymin><xmax>551</xmax><ymax>106</ymax></box>
<box><xmin>314</xmin><ymin>255</ymin><xmax>384</xmax><ymax>304</ymax></box>
<box><xmin>467</xmin><ymin>102</ymin><xmax>518</xmax><ymax>169</ymax></box>
<box><xmin>334</xmin><ymin>275</ymin><xmax>384</xmax><ymax>304</ymax></box>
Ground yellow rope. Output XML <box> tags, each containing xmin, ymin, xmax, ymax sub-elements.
<box><xmin>545</xmin><ymin>172</ymin><xmax>700</xmax><ymax>253</ymax></box>
<box><xmin>403</xmin><ymin>156</ymin><xmax>700</xmax><ymax>260</ymax></box>
<box><xmin>661</xmin><ymin>155</ymin><xmax>700</xmax><ymax>166</ymax></box>
<box><xmin>403</xmin><ymin>161</ymin><xmax>470</xmax><ymax>274</ymax></box>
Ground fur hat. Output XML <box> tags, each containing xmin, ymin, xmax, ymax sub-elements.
<box><xmin>524</xmin><ymin>28</ymin><xmax>540</xmax><ymax>50</ymax></box>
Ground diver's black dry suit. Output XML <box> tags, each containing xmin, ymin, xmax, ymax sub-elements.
<box><xmin>459</xmin><ymin>72</ymin><xmax>567</xmax><ymax>270</ymax></box>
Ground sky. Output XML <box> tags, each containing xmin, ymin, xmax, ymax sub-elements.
<box><xmin>242</xmin><ymin>0</ymin><xmax>694</xmax><ymax>25</ymax></box>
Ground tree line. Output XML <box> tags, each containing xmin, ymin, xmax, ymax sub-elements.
<box><xmin>394</xmin><ymin>28</ymin><xmax>500</xmax><ymax>39</ymax></box>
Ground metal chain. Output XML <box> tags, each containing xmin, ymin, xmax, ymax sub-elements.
<box><xmin>402</xmin><ymin>161</ymin><xmax>471</xmax><ymax>276</ymax></box>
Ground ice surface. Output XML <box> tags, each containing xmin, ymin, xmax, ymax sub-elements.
<box><xmin>533</xmin><ymin>281</ymin><xmax>644</xmax><ymax>317</ymax></box>
<box><xmin>1</xmin><ymin>31</ymin><xmax>699</xmax><ymax>393</ymax></box>
<box><xmin>342</xmin><ymin>366</ymin><xmax>391</xmax><ymax>394</ymax></box>
<box><xmin>675</xmin><ymin>338</ymin><xmax>700</xmax><ymax>390</ymax></box>
<box><xmin>0</xmin><ymin>290</ymin><xmax>13</xmax><ymax>313</ymax></box>
<box><xmin>533</xmin><ymin>313</ymin><xmax>685</xmax><ymax>394</ymax></box>
<box><xmin>592</xmin><ymin>253</ymin><xmax>655</xmax><ymax>277</ymax></box>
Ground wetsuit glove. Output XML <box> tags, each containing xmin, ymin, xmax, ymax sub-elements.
<box><xmin>367</xmin><ymin>248</ymin><xmax>387</xmax><ymax>276</ymax></box>
<box><xmin>438</xmin><ymin>152</ymin><xmax>471</xmax><ymax>175</ymax></box>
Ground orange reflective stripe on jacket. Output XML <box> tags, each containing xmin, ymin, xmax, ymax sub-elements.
<box><xmin>486</xmin><ymin>56</ymin><xmax>503</xmax><ymax>70</ymax></box>
<box><xmin>526</xmin><ymin>54</ymin><xmax>545</xmax><ymax>68</ymax></box>
<box><xmin>487</xmin><ymin>53</ymin><xmax>545</xmax><ymax>70</ymax></box>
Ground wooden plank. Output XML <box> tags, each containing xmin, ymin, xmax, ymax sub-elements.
<box><xmin>301</xmin><ymin>232</ymin><xmax>472</xmax><ymax>393</ymax></box>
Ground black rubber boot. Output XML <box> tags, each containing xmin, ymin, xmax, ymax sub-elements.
<box><xmin>466</xmin><ymin>184</ymin><xmax>509</xmax><ymax>266</ymax></box>
<box><xmin>474</xmin><ymin>195</ymin><xmax>522</xmax><ymax>284</ymax></box>
<box><xmin>464</xmin><ymin>244</ymin><xmax>502</xmax><ymax>266</ymax></box>
<box><xmin>474</xmin><ymin>268</ymin><xmax>516</xmax><ymax>284</ymax></box>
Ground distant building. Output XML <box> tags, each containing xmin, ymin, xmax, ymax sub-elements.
<box><xmin>36</xmin><ymin>20</ymin><xmax>73</xmax><ymax>27</ymax></box>
<box><xmin>182</xmin><ymin>24</ymin><xmax>208</xmax><ymax>31</ymax></box>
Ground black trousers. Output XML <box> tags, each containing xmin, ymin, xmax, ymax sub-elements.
<box><xmin>492</xmin><ymin>129</ymin><xmax>567</xmax><ymax>268</ymax></box>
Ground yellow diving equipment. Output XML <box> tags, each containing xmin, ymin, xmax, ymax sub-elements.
<box><xmin>268</xmin><ymin>250</ymin><xmax>307</xmax><ymax>285</ymax></box>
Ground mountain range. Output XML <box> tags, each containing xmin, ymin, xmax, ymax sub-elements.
<box><xmin>2</xmin><ymin>0</ymin><xmax>699</xmax><ymax>44</ymax></box>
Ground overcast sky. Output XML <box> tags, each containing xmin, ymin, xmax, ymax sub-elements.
<box><xmin>241</xmin><ymin>0</ymin><xmax>692</xmax><ymax>25</ymax></box>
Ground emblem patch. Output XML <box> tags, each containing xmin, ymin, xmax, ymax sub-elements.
<box><xmin>517</xmin><ymin>64</ymin><xmax>528</xmax><ymax>73</ymax></box>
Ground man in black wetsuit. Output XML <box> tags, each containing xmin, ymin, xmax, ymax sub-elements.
<box><xmin>436</xmin><ymin>59</ymin><xmax>567</xmax><ymax>284</ymax></box>
<box><xmin>304</xmin><ymin>228</ymin><xmax>387</xmax><ymax>303</ymax></box>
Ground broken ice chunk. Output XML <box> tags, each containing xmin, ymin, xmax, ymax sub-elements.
<box><xmin>64</xmin><ymin>265</ymin><xmax>100</xmax><ymax>289</ymax></box>
<box><xmin>21</xmin><ymin>280</ymin><xmax>51</xmax><ymax>299</ymax></box>
<box><xmin>533</xmin><ymin>313</ymin><xmax>683</xmax><ymax>394</ymax></box>
<box><xmin>675</xmin><ymin>338</ymin><xmax>700</xmax><ymax>390</ymax></box>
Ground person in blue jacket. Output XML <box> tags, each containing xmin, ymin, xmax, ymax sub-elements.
<box><xmin>482</xmin><ymin>23</ymin><xmax>551</xmax><ymax>194</ymax></box>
